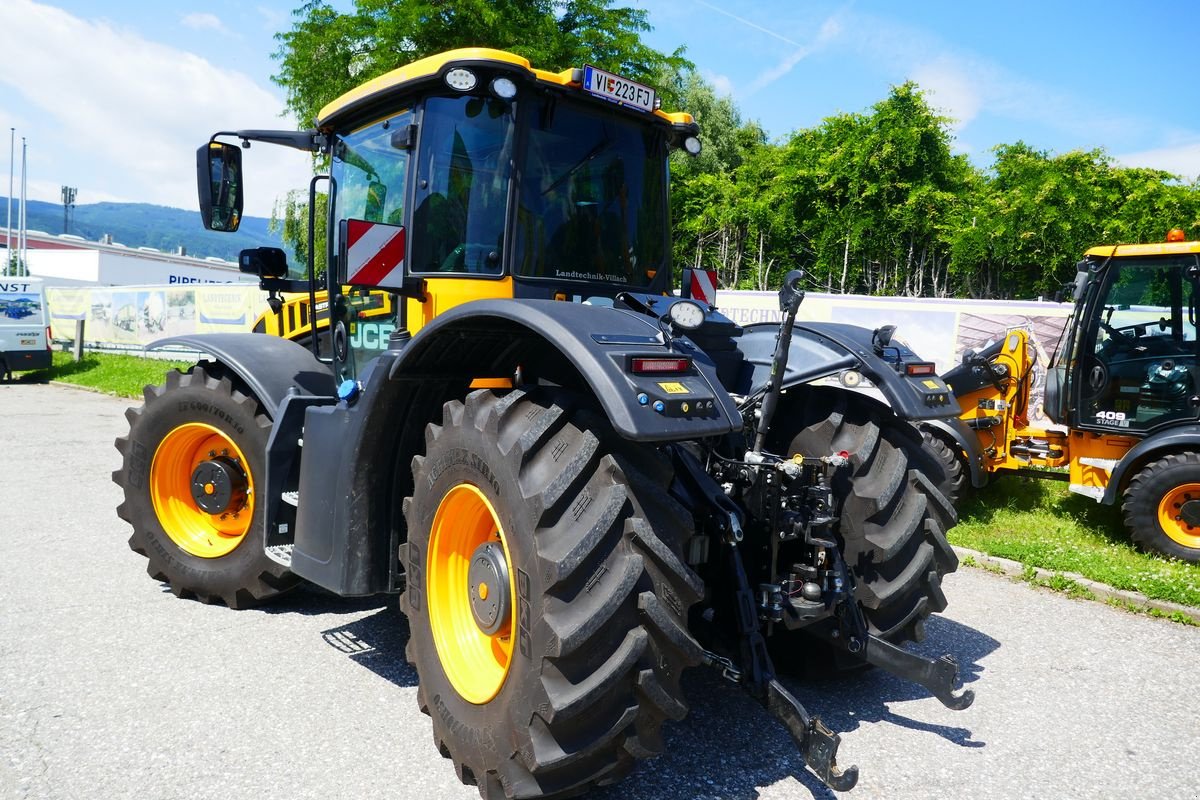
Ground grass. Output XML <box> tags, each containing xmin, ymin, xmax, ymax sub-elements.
<box><xmin>953</xmin><ymin>474</ymin><xmax>1200</xmax><ymax>609</ymax></box>
<box><xmin>12</xmin><ymin>351</ymin><xmax>1200</xmax><ymax>614</ymax></box>
<box><xmin>13</xmin><ymin>350</ymin><xmax>193</xmax><ymax>398</ymax></box>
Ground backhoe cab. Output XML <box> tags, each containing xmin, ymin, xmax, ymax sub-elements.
<box><xmin>116</xmin><ymin>49</ymin><xmax>972</xmax><ymax>798</ymax></box>
<box><xmin>932</xmin><ymin>228</ymin><xmax>1200</xmax><ymax>561</ymax></box>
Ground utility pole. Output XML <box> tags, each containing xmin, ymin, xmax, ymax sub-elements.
<box><xmin>61</xmin><ymin>185</ymin><xmax>76</xmax><ymax>235</ymax></box>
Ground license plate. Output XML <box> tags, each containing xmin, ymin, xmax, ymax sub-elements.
<box><xmin>582</xmin><ymin>65</ymin><xmax>656</xmax><ymax>113</ymax></box>
<box><xmin>19</xmin><ymin>338</ymin><xmax>35</xmax><ymax>346</ymax></box>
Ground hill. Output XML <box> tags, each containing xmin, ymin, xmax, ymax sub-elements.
<box><xmin>4</xmin><ymin>198</ymin><xmax>283</xmax><ymax>261</ymax></box>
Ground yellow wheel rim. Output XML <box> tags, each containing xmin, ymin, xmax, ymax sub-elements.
<box><xmin>427</xmin><ymin>483</ymin><xmax>517</xmax><ymax>705</ymax></box>
<box><xmin>1156</xmin><ymin>482</ymin><xmax>1200</xmax><ymax>549</ymax></box>
<box><xmin>150</xmin><ymin>423</ymin><xmax>254</xmax><ymax>559</ymax></box>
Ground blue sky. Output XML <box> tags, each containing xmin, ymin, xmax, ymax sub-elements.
<box><xmin>1</xmin><ymin>0</ymin><xmax>1197</xmax><ymax>219</ymax></box>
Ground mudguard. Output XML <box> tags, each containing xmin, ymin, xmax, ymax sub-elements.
<box><xmin>734</xmin><ymin>321</ymin><xmax>959</xmax><ymax>421</ymax></box>
<box><xmin>147</xmin><ymin>333</ymin><xmax>335</xmax><ymax>417</ymax></box>
<box><xmin>387</xmin><ymin>299</ymin><xmax>743</xmax><ymax>442</ymax></box>
<box><xmin>289</xmin><ymin>298</ymin><xmax>744</xmax><ymax>596</ymax></box>
<box><xmin>1102</xmin><ymin>425</ymin><xmax>1200</xmax><ymax>505</ymax></box>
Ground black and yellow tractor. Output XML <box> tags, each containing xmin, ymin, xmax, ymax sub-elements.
<box><xmin>114</xmin><ymin>48</ymin><xmax>972</xmax><ymax>796</ymax></box>
<box><xmin>926</xmin><ymin>230</ymin><xmax>1200</xmax><ymax>562</ymax></box>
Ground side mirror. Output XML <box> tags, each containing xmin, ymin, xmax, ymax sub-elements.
<box><xmin>197</xmin><ymin>141</ymin><xmax>244</xmax><ymax>232</ymax></box>
<box><xmin>239</xmin><ymin>247</ymin><xmax>288</xmax><ymax>279</ymax></box>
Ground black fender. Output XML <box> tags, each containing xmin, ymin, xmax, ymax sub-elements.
<box><xmin>148</xmin><ymin>333</ymin><xmax>335</xmax><ymax>417</ymax></box>
<box><xmin>733</xmin><ymin>321</ymin><xmax>959</xmax><ymax>421</ymax></box>
<box><xmin>1102</xmin><ymin>425</ymin><xmax>1200</xmax><ymax>505</ymax></box>
<box><xmin>388</xmin><ymin>299</ymin><xmax>743</xmax><ymax>441</ymax></box>
<box><xmin>922</xmin><ymin>417</ymin><xmax>987</xmax><ymax>489</ymax></box>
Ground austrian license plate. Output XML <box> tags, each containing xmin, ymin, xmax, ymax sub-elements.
<box><xmin>582</xmin><ymin>65</ymin><xmax>656</xmax><ymax>113</ymax></box>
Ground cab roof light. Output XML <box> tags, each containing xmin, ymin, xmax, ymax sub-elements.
<box><xmin>1167</xmin><ymin>228</ymin><xmax>1187</xmax><ymax>242</ymax></box>
<box><xmin>444</xmin><ymin>68</ymin><xmax>477</xmax><ymax>92</ymax></box>
<box><xmin>629</xmin><ymin>356</ymin><xmax>692</xmax><ymax>374</ymax></box>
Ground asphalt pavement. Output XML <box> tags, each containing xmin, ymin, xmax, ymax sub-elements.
<box><xmin>1</xmin><ymin>382</ymin><xmax>1197</xmax><ymax>800</ymax></box>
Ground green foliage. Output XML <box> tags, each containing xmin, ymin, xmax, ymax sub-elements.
<box><xmin>667</xmin><ymin>74</ymin><xmax>1200</xmax><ymax>299</ymax></box>
<box><xmin>273</xmin><ymin>0</ymin><xmax>692</xmax><ymax>126</ymax></box>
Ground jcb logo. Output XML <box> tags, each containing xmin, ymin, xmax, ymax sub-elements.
<box><xmin>349</xmin><ymin>321</ymin><xmax>396</xmax><ymax>351</ymax></box>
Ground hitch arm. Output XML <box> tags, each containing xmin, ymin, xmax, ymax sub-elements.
<box><xmin>766</xmin><ymin>679</ymin><xmax>859</xmax><ymax>792</ymax></box>
<box><xmin>862</xmin><ymin>634</ymin><xmax>975</xmax><ymax>711</ymax></box>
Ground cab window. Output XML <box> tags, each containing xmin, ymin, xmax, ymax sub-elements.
<box><xmin>410</xmin><ymin>95</ymin><xmax>513</xmax><ymax>275</ymax></box>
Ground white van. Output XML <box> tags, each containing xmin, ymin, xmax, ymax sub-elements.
<box><xmin>0</xmin><ymin>277</ymin><xmax>51</xmax><ymax>379</ymax></box>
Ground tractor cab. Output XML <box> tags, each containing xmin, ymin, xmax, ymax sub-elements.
<box><xmin>1049</xmin><ymin>231</ymin><xmax>1200</xmax><ymax>434</ymax></box>
<box><xmin>197</xmin><ymin>48</ymin><xmax>699</xmax><ymax>382</ymax></box>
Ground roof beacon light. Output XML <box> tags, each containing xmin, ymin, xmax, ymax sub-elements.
<box><xmin>491</xmin><ymin>77</ymin><xmax>517</xmax><ymax>100</ymax></box>
<box><xmin>1167</xmin><ymin>228</ymin><xmax>1187</xmax><ymax>243</ymax></box>
<box><xmin>445</xmin><ymin>68</ymin><xmax>477</xmax><ymax>92</ymax></box>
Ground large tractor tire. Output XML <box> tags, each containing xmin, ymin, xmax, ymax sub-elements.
<box><xmin>774</xmin><ymin>389</ymin><xmax>959</xmax><ymax>648</ymax></box>
<box><xmin>920</xmin><ymin>427</ymin><xmax>969</xmax><ymax>508</ymax></box>
<box><xmin>1122</xmin><ymin>453</ymin><xmax>1200</xmax><ymax>562</ymax></box>
<box><xmin>113</xmin><ymin>365</ymin><xmax>298</xmax><ymax>608</ymax></box>
<box><xmin>401</xmin><ymin>388</ymin><xmax>703</xmax><ymax>799</ymax></box>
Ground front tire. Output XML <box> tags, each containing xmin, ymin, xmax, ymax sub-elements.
<box><xmin>401</xmin><ymin>388</ymin><xmax>703</xmax><ymax>799</ymax></box>
<box><xmin>113</xmin><ymin>365</ymin><xmax>298</xmax><ymax>607</ymax></box>
<box><xmin>1123</xmin><ymin>453</ymin><xmax>1200</xmax><ymax>562</ymax></box>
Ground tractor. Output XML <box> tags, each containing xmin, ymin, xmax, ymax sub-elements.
<box><xmin>925</xmin><ymin>230</ymin><xmax>1200</xmax><ymax>562</ymax></box>
<box><xmin>114</xmin><ymin>48</ymin><xmax>972</xmax><ymax>797</ymax></box>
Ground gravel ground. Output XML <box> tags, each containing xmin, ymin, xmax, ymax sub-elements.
<box><xmin>1</xmin><ymin>382</ymin><xmax>1197</xmax><ymax>800</ymax></box>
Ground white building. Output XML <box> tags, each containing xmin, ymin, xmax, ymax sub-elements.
<box><xmin>1</xmin><ymin>230</ymin><xmax>257</xmax><ymax>287</ymax></box>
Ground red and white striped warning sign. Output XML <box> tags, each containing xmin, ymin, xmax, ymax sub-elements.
<box><xmin>345</xmin><ymin>219</ymin><xmax>406</xmax><ymax>288</ymax></box>
<box><xmin>684</xmin><ymin>268</ymin><xmax>718</xmax><ymax>306</ymax></box>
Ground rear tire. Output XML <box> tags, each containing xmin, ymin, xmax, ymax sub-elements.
<box><xmin>920</xmin><ymin>427</ymin><xmax>968</xmax><ymax>507</ymax></box>
<box><xmin>1123</xmin><ymin>453</ymin><xmax>1200</xmax><ymax>562</ymax></box>
<box><xmin>401</xmin><ymin>388</ymin><xmax>703</xmax><ymax>799</ymax></box>
<box><xmin>771</xmin><ymin>389</ymin><xmax>958</xmax><ymax>657</ymax></box>
<box><xmin>113</xmin><ymin>364</ymin><xmax>298</xmax><ymax>607</ymax></box>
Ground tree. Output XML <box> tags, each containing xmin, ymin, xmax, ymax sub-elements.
<box><xmin>273</xmin><ymin>0</ymin><xmax>691</xmax><ymax>126</ymax></box>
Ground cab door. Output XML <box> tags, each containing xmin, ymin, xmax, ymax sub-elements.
<box><xmin>1073</xmin><ymin>256</ymin><xmax>1200</xmax><ymax>434</ymax></box>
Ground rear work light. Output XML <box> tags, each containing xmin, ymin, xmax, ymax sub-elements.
<box><xmin>905</xmin><ymin>362</ymin><xmax>937</xmax><ymax>376</ymax></box>
<box><xmin>629</xmin><ymin>356</ymin><xmax>692</xmax><ymax>375</ymax></box>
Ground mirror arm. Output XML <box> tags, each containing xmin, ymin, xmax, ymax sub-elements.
<box><xmin>210</xmin><ymin>130</ymin><xmax>323</xmax><ymax>153</ymax></box>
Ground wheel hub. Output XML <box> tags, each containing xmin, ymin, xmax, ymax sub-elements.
<box><xmin>1179</xmin><ymin>498</ymin><xmax>1200</xmax><ymax>528</ymax></box>
<box><xmin>467</xmin><ymin>541</ymin><xmax>511</xmax><ymax>636</ymax></box>
<box><xmin>190</xmin><ymin>457</ymin><xmax>248</xmax><ymax>515</ymax></box>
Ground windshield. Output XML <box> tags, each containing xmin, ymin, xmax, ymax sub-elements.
<box><xmin>513</xmin><ymin>98</ymin><xmax>668</xmax><ymax>287</ymax></box>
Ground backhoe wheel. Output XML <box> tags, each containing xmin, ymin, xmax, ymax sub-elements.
<box><xmin>775</xmin><ymin>389</ymin><xmax>959</xmax><ymax>646</ymax></box>
<box><xmin>113</xmin><ymin>365</ymin><xmax>298</xmax><ymax>608</ymax></box>
<box><xmin>1123</xmin><ymin>453</ymin><xmax>1200</xmax><ymax>562</ymax></box>
<box><xmin>920</xmin><ymin>427</ymin><xmax>968</xmax><ymax>507</ymax></box>
<box><xmin>402</xmin><ymin>388</ymin><xmax>703</xmax><ymax>800</ymax></box>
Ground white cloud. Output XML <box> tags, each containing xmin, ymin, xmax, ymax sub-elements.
<box><xmin>1114</xmin><ymin>142</ymin><xmax>1200</xmax><ymax>181</ymax></box>
<box><xmin>181</xmin><ymin>12</ymin><xmax>228</xmax><ymax>34</ymax></box>
<box><xmin>0</xmin><ymin>0</ymin><xmax>309</xmax><ymax>217</ymax></box>
<box><xmin>910</xmin><ymin>57</ymin><xmax>982</xmax><ymax>134</ymax></box>
<box><xmin>702</xmin><ymin>70</ymin><xmax>735</xmax><ymax>99</ymax></box>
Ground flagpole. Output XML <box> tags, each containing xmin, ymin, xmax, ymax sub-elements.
<box><xmin>5</xmin><ymin>128</ymin><xmax>12</xmax><ymax>276</ymax></box>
